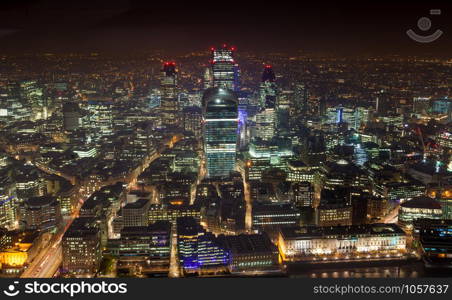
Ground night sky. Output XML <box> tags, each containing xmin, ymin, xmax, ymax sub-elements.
<box><xmin>0</xmin><ymin>0</ymin><xmax>451</xmax><ymax>56</ymax></box>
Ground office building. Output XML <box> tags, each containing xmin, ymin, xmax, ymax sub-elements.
<box><xmin>0</xmin><ymin>177</ymin><xmax>18</xmax><ymax>230</ymax></box>
<box><xmin>148</xmin><ymin>204</ymin><xmax>201</xmax><ymax>225</ymax></box>
<box><xmin>106</xmin><ymin>221</ymin><xmax>171</xmax><ymax>272</ymax></box>
<box><xmin>252</xmin><ymin>203</ymin><xmax>301</xmax><ymax>231</ymax></box>
<box><xmin>182</xmin><ymin>106</ymin><xmax>203</xmax><ymax>138</ymax></box>
<box><xmin>62</xmin><ymin>217</ymin><xmax>102</xmax><ymax>275</ymax></box>
<box><xmin>160</xmin><ymin>62</ymin><xmax>179</xmax><ymax>127</ymax></box>
<box><xmin>290</xmin><ymin>182</ymin><xmax>314</xmax><ymax>208</ymax></box>
<box><xmin>202</xmin><ymin>87</ymin><xmax>238</xmax><ymax>178</ymax></box>
<box><xmin>122</xmin><ymin>199</ymin><xmax>150</xmax><ymax>228</ymax></box>
<box><xmin>398</xmin><ymin>196</ymin><xmax>443</xmax><ymax>230</ymax></box>
<box><xmin>211</xmin><ymin>45</ymin><xmax>236</xmax><ymax>91</ymax></box>
<box><xmin>19</xmin><ymin>196</ymin><xmax>61</xmax><ymax>231</ymax></box>
<box><xmin>62</xmin><ymin>102</ymin><xmax>81</xmax><ymax>131</ymax></box>
<box><xmin>176</xmin><ymin>217</ymin><xmax>229</xmax><ymax>274</ymax></box>
<box><xmin>217</xmin><ymin>233</ymin><xmax>279</xmax><ymax>273</ymax></box>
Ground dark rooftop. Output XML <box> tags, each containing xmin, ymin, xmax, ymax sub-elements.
<box><xmin>401</xmin><ymin>196</ymin><xmax>442</xmax><ymax>210</ymax></box>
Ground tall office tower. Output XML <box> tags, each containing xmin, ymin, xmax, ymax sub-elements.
<box><xmin>211</xmin><ymin>45</ymin><xmax>236</xmax><ymax>91</ymax></box>
<box><xmin>259</xmin><ymin>65</ymin><xmax>277</xmax><ymax>109</ymax></box>
<box><xmin>233</xmin><ymin>64</ymin><xmax>241</xmax><ymax>92</ymax></box>
<box><xmin>255</xmin><ymin>109</ymin><xmax>276</xmax><ymax>141</ymax></box>
<box><xmin>148</xmin><ymin>88</ymin><xmax>161</xmax><ymax>109</ymax></box>
<box><xmin>237</xmin><ymin>92</ymin><xmax>250</xmax><ymax>149</ymax></box>
<box><xmin>87</xmin><ymin>98</ymin><xmax>113</xmax><ymax>138</ymax></box>
<box><xmin>183</xmin><ymin>106</ymin><xmax>203</xmax><ymax>139</ymax></box>
<box><xmin>160</xmin><ymin>61</ymin><xmax>179</xmax><ymax>127</ymax></box>
<box><xmin>375</xmin><ymin>89</ymin><xmax>393</xmax><ymax>116</ymax></box>
<box><xmin>319</xmin><ymin>97</ymin><xmax>327</xmax><ymax>117</ymax></box>
<box><xmin>293</xmin><ymin>83</ymin><xmax>309</xmax><ymax>120</ymax></box>
<box><xmin>0</xmin><ymin>176</ymin><xmax>18</xmax><ymax>230</ymax></box>
<box><xmin>203</xmin><ymin>67</ymin><xmax>213</xmax><ymax>90</ymax></box>
<box><xmin>202</xmin><ymin>87</ymin><xmax>239</xmax><ymax>178</ymax></box>
<box><xmin>0</xmin><ymin>84</ymin><xmax>31</xmax><ymax>124</ymax></box>
<box><xmin>62</xmin><ymin>102</ymin><xmax>81</xmax><ymax>131</ymax></box>
<box><xmin>19</xmin><ymin>80</ymin><xmax>46</xmax><ymax>120</ymax></box>
<box><xmin>255</xmin><ymin>65</ymin><xmax>277</xmax><ymax>141</ymax></box>
<box><xmin>276</xmin><ymin>90</ymin><xmax>292</xmax><ymax>135</ymax></box>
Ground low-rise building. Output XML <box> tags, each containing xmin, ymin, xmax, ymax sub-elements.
<box><xmin>278</xmin><ymin>223</ymin><xmax>406</xmax><ymax>262</ymax></box>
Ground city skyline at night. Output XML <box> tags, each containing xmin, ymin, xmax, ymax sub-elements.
<box><xmin>0</xmin><ymin>1</ymin><xmax>452</xmax><ymax>285</ymax></box>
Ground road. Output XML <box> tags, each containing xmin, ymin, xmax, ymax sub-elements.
<box><xmin>22</xmin><ymin>140</ymin><xmax>172</xmax><ymax>278</ymax></box>
<box><xmin>21</xmin><ymin>208</ymin><xmax>80</xmax><ymax>278</ymax></box>
<box><xmin>237</xmin><ymin>166</ymin><xmax>252</xmax><ymax>231</ymax></box>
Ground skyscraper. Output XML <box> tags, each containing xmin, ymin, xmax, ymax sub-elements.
<box><xmin>160</xmin><ymin>61</ymin><xmax>179</xmax><ymax>127</ymax></box>
<box><xmin>20</xmin><ymin>80</ymin><xmax>46</xmax><ymax>120</ymax></box>
<box><xmin>211</xmin><ymin>45</ymin><xmax>236</xmax><ymax>91</ymax></box>
<box><xmin>255</xmin><ymin>65</ymin><xmax>277</xmax><ymax>141</ymax></box>
<box><xmin>183</xmin><ymin>106</ymin><xmax>203</xmax><ymax>139</ymax></box>
<box><xmin>87</xmin><ymin>98</ymin><xmax>114</xmax><ymax>139</ymax></box>
<box><xmin>202</xmin><ymin>87</ymin><xmax>239</xmax><ymax>178</ymax></box>
<box><xmin>259</xmin><ymin>65</ymin><xmax>277</xmax><ymax>109</ymax></box>
<box><xmin>0</xmin><ymin>178</ymin><xmax>17</xmax><ymax>230</ymax></box>
<box><xmin>255</xmin><ymin>109</ymin><xmax>276</xmax><ymax>141</ymax></box>
<box><xmin>293</xmin><ymin>83</ymin><xmax>309</xmax><ymax>119</ymax></box>
<box><xmin>62</xmin><ymin>102</ymin><xmax>81</xmax><ymax>131</ymax></box>
<box><xmin>375</xmin><ymin>89</ymin><xmax>392</xmax><ymax>116</ymax></box>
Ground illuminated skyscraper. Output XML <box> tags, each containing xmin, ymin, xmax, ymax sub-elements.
<box><xmin>259</xmin><ymin>65</ymin><xmax>277</xmax><ymax>109</ymax></box>
<box><xmin>202</xmin><ymin>87</ymin><xmax>239</xmax><ymax>178</ymax></box>
<box><xmin>87</xmin><ymin>98</ymin><xmax>113</xmax><ymax>138</ymax></box>
<box><xmin>211</xmin><ymin>45</ymin><xmax>237</xmax><ymax>91</ymax></box>
<box><xmin>183</xmin><ymin>106</ymin><xmax>203</xmax><ymax>139</ymax></box>
<box><xmin>255</xmin><ymin>65</ymin><xmax>277</xmax><ymax>141</ymax></box>
<box><xmin>160</xmin><ymin>61</ymin><xmax>179</xmax><ymax>127</ymax></box>
<box><xmin>293</xmin><ymin>83</ymin><xmax>309</xmax><ymax>119</ymax></box>
<box><xmin>375</xmin><ymin>89</ymin><xmax>393</xmax><ymax>116</ymax></box>
<box><xmin>255</xmin><ymin>109</ymin><xmax>276</xmax><ymax>141</ymax></box>
<box><xmin>20</xmin><ymin>80</ymin><xmax>47</xmax><ymax>120</ymax></box>
<box><xmin>0</xmin><ymin>179</ymin><xmax>18</xmax><ymax>230</ymax></box>
<box><xmin>62</xmin><ymin>102</ymin><xmax>81</xmax><ymax>131</ymax></box>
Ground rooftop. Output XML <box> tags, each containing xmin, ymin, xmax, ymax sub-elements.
<box><xmin>401</xmin><ymin>196</ymin><xmax>442</xmax><ymax>210</ymax></box>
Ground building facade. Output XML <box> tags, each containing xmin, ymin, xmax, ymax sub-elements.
<box><xmin>278</xmin><ymin>223</ymin><xmax>406</xmax><ymax>262</ymax></box>
<box><xmin>202</xmin><ymin>87</ymin><xmax>238</xmax><ymax>178</ymax></box>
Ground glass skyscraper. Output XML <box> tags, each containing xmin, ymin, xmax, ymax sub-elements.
<box><xmin>211</xmin><ymin>45</ymin><xmax>236</xmax><ymax>91</ymax></box>
<box><xmin>255</xmin><ymin>65</ymin><xmax>278</xmax><ymax>141</ymax></box>
<box><xmin>202</xmin><ymin>87</ymin><xmax>239</xmax><ymax>178</ymax></box>
<box><xmin>160</xmin><ymin>62</ymin><xmax>179</xmax><ymax>127</ymax></box>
